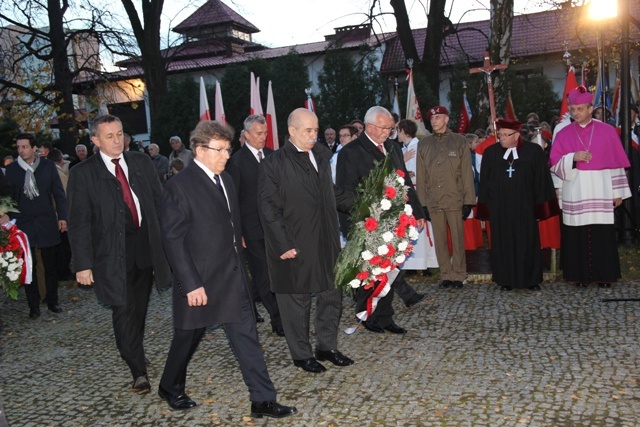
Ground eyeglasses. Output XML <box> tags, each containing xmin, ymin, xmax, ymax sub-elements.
<box><xmin>339</xmin><ymin>133</ymin><xmax>352</xmax><ymax>138</ymax></box>
<box><xmin>201</xmin><ymin>145</ymin><xmax>232</xmax><ymax>155</ymax></box>
<box><xmin>496</xmin><ymin>132</ymin><xmax>519</xmax><ymax>138</ymax></box>
<box><xmin>369</xmin><ymin>123</ymin><xmax>396</xmax><ymax>133</ymax></box>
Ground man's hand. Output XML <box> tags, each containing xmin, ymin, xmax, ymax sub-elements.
<box><xmin>280</xmin><ymin>248</ymin><xmax>297</xmax><ymax>260</ymax></box>
<box><xmin>613</xmin><ymin>197</ymin><xmax>623</xmax><ymax>208</ymax></box>
<box><xmin>76</xmin><ymin>269</ymin><xmax>94</xmax><ymax>285</ymax></box>
<box><xmin>574</xmin><ymin>151</ymin><xmax>592</xmax><ymax>163</ymax></box>
<box><xmin>58</xmin><ymin>220</ymin><xmax>68</xmax><ymax>232</ymax></box>
<box><xmin>187</xmin><ymin>287</ymin><xmax>208</xmax><ymax>307</ymax></box>
<box><xmin>416</xmin><ymin>218</ymin><xmax>425</xmax><ymax>231</ymax></box>
<box><xmin>462</xmin><ymin>205</ymin><xmax>472</xmax><ymax>220</ymax></box>
<box><xmin>403</xmin><ymin>149</ymin><xmax>416</xmax><ymax>163</ymax></box>
<box><xmin>0</xmin><ymin>214</ymin><xmax>9</xmax><ymax>225</ymax></box>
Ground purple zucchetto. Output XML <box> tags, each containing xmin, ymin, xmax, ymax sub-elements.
<box><xmin>567</xmin><ymin>86</ymin><xmax>593</xmax><ymax>106</ymax></box>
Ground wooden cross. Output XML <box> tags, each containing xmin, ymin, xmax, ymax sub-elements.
<box><xmin>470</xmin><ymin>51</ymin><xmax>508</xmax><ymax>134</ymax></box>
<box><xmin>506</xmin><ymin>165</ymin><xmax>515</xmax><ymax>178</ymax></box>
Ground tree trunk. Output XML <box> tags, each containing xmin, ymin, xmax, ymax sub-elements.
<box><xmin>486</xmin><ymin>0</ymin><xmax>514</xmax><ymax>123</ymax></box>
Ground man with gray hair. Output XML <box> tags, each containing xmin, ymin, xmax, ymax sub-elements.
<box><xmin>70</xmin><ymin>143</ymin><xmax>88</xmax><ymax>169</ymax></box>
<box><xmin>148</xmin><ymin>143</ymin><xmax>169</xmax><ymax>183</ymax></box>
<box><xmin>227</xmin><ymin>115</ymin><xmax>284</xmax><ymax>336</ymax></box>
<box><xmin>168</xmin><ymin>136</ymin><xmax>193</xmax><ymax>174</ymax></box>
<box><xmin>336</xmin><ymin>106</ymin><xmax>426</xmax><ymax>334</ymax></box>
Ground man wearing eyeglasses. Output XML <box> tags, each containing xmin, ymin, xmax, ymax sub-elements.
<box><xmin>476</xmin><ymin>119</ymin><xmax>559</xmax><ymax>291</ymax></box>
<box><xmin>158</xmin><ymin>120</ymin><xmax>297</xmax><ymax>419</ymax></box>
<box><xmin>416</xmin><ymin>106</ymin><xmax>475</xmax><ymax>290</ymax></box>
<box><xmin>336</xmin><ymin>106</ymin><xmax>426</xmax><ymax>334</ymax></box>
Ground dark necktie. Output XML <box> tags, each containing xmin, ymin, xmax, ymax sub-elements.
<box><xmin>111</xmin><ymin>158</ymin><xmax>139</xmax><ymax>229</ymax></box>
<box><xmin>258</xmin><ymin>151</ymin><xmax>263</xmax><ymax>162</ymax></box>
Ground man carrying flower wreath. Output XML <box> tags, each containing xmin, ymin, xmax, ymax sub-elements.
<box><xmin>336</xmin><ymin>106</ymin><xmax>426</xmax><ymax>334</ymax></box>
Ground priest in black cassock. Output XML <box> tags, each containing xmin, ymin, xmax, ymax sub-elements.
<box><xmin>476</xmin><ymin>119</ymin><xmax>559</xmax><ymax>291</ymax></box>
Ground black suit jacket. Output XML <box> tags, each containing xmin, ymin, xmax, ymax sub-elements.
<box><xmin>67</xmin><ymin>151</ymin><xmax>171</xmax><ymax>306</ymax></box>
<box><xmin>335</xmin><ymin>132</ymin><xmax>425</xmax><ymax>235</ymax></box>
<box><xmin>227</xmin><ymin>145</ymin><xmax>273</xmax><ymax>241</ymax></box>
<box><xmin>161</xmin><ymin>162</ymin><xmax>251</xmax><ymax>330</ymax></box>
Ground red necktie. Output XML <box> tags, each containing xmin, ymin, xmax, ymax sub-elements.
<box><xmin>258</xmin><ymin>151</ymin><xmax>263</xmax><ymax>162</ymax></box>
<box><xmin>112</xmin><ymin>158</ymin><xmax>140</xmax><ymax>229</ymax></box>
<box><xmin>377</xmin><ymin>144</ymin><xmax>385</xmax><ymax>154</ymax></box>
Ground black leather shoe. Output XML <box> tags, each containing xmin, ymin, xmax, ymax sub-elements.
<box><xmin>29</xmin><ymin>308</ymin><xmax>41</xmax><ymax>319</ymax></box>
<box><xmin>132</xmin><ymin>376</ymin><xmax>151</xmax><ymax>395</ymax></box>
<box><xmin>315</xmin><ymin>349</ymin><xmax>354</xmax><ymax>366</ymax></box>
<box><xmin>363</xmin><ymin>320</ymin><xmax>384</xmax><ymax>333</ymax></box>
<box><xmin>598</xmin><ymin>283</ymin><xmax>611</xmax><ymax>288</ymax></box>
<box><xmin>500</xmin><ymin>286</ymin><xmax>513</xmax><ymax>291</ymax></box>
<box><xmin>48</xmin><ymin>304</ymin><xmax>63</xmax><ymax>313</ymax></box>
<box><xmin>255</xmin><ymin>313</ymin><xmax>265</xmax><ymax>323</ymax></box>
<box><xmin>250</xmin><ymin>401</ymin><xmax>297</xmax><ymax>419</ymax></box>
<box><xmin>158</xmin><ymin>386</ymin><xmax>197</xmax><ymax>410</ymax></box>
<box><xmin>293</xmin><ymin>358</ymin><xmax>326</xmax><ymax>373</ymax></box>
<box><xmin>405</xmin><ymin>293</ymin><xmax>425</xmax><ymax>308</ymax></box>
<box><xmin>271</xmin><ymin>324</ymin><xmax>285</xmax><ymax>337</ymax></box>
<box><xmin>439</xmin><ymin>280</ymin><xmax>452</xmax><ymax>289</ymax></box>
<box><xmin>452</xmin><ymin>281</ymin><xmax>463</xmax><ymax>289</ymax></box>
<box><xmin>529</xmin><ymin>285</ymin><xmax>541</xmax><ymax>291</ymax></box>
<box><xmin>384</xmin><ymin>323</ymin><xmax>407</xmax><ymax>334</ymax></box>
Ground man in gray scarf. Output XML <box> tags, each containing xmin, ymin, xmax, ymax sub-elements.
<box><xmin>4</xmin><ymin>133</ymin><xmax>68</xmax><ymax>318</ymax></box>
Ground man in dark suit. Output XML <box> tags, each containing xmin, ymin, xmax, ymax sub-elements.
<box><xmin>258</xmin><ymin>108</ymin><xmax>354</xmax><ymax>374</ymax></box>
<box><xmin>321</xmin><ymin>128</ymin><xmax>338</xmax><ymax>153</ymax></box>
<box><xmin>158</xmin><ymin>120</ymin><xmax>296</xmax><ymax>419</ymax></box>
<box><xmin>67</xmin><ymin>114</ymin><xmax>172</xmax><ymax>395</ymax></box>
<box><xmin>5</xmin><ymin>133</ymin><xmax>68</xmax><ymax>318</ymax></box>
<box><xmin>227</xmin><ymin>115</ymin><xmax>283</xmax><ymax>336</ymax></box>
<box><xmin>336</xmin><ymin>106</ymin><xmax>426</xmax><ymax>334</ymax></box>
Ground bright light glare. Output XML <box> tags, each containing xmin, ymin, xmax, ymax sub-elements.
<box><xmin>588</xmin><ymin>0</ymin><xmax>618</xmax><ymax>20</ymax></box>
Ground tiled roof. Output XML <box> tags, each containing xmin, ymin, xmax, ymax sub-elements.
<box><xmin>173</xmin><ymin>0</ymin><xmax>259</xmax><ymax>34</ymax></box>
<box><xmin>380</xmin><ymin>4</ymin><xmax>640</xmax><ymax>74</ymax></box>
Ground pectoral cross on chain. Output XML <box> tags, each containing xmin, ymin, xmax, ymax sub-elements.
<box><xmin>507</xmin><ymin>165</ymin><xmax>515</xmax><ymax>178</ymax></box>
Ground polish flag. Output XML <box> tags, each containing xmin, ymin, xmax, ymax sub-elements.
<box><xmin>559</xmin><ymin>66</ymin><xmax>578</xmax><ymax>122</ymax></box>
<box><xmin>199</xmin><ymin>77</ymin><xmax>211</xmax><ymax>121</ymax></box>
<box><xmin>214</xmin><ymin>81</ymin><xmax>225</xmax><ymax>124</ymax></box>
<box><xmin>457</xmin><ymin>91</ymin><xmax>472</xmax><ymax>133</ymax></box>
<box><xmin>406</xmin><ymin>69</ymin><xmax>429</xmax><ymax>137</ymax></box>
<box><xmin>265</xmin><ymin>81</ymin><xmax>279</xmax><ymax>150</ymax></box>
<box><xmin>250</xmin><ymin>72</ymin><xmax>263</xmax><ymax>115</ymax></box>
<box><xmin>504</xmin><ymin>90</ymin><xmax>517</xmax><ymax>121</ymax></box>
<box><xmin>305</xmin><ymin>93</ymin><xmax>316</xmax><ymax>113</ymax></box>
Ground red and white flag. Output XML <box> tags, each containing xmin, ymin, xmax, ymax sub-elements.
<box><xmin>214</xmin><ymin>81</ymin><xmax>225</xmax><ymax>124</ymax></box>
<box><xmin>406</xmin><ymin>69</ymin><xmax>428</xmax><ymax>137</ymax></box>
<box><xmin>611</xmin><ymin>77</ymin><xmax>621</xmax><ymax>126</ymax></box>
<box><xmin>250</xmin><ymin>72</ymin><xmax>263</xmax><ymax>115</ymax></box>
<box><xmin>305</xmin><ymin>93</ymin><xmax>316</xmax><ymax>113</ymax></box>
<box><xmin>559</xmin><ymin>66</ymin><xmax>578</xmax><ymax>122</ymax></box>
<box><xmin>199</xmin><ymin>77</ymin><xmax>211</xmax><ymax>121</ymax></box>
<box><xmin>457</xmin><ymin>91</ymin><xmax>472</xmax><ymax>133</ymax></box>
<box><xmin>266</xmin><ymin>81</ymin><xmax>279</xmax><ymax>150</ymax></box>
<box><xmin>504</xmin><ymin>90</ymin><xmax>517</xmax><ymax>121</ymax></box>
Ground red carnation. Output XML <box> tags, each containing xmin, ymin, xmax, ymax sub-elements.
<box><xmin>364</xmin><ymin>217</ymin><xmax>378</xmax><ymax>232</ymax></box>
<box><xmin>369</xmin><ymin>255</ymin><xmax>382</xmax><ymax>265</ymax></box>
<box><xmin>386</xmin><ymin>244</ymin><xmax>396</xmax><ymax>257</ymax></box>
<box><xmin>385</xmin><ymin>186</ymin><xmax>397</xmax><ymax>199</ymax></box>
<box><xmin>395</xmin><ymin>225</ymin><xmax>406</xmax><ymax>238</ymax></box>
<box><xmin>396</xmin><ymin>170</ymin><xmax>405</xmax><ymax>178</ymax></box>
<box><xmin>356</xmin><ymin>271</ymin><xmax>369</xmax><ymax>280</ymax></box>
<box><xmin>398</xmin><ymin>213</ymin><xmax>410</xmax><ymax>227</ymax></box>
<box><xmin>363</xmin><ymin>280</ymin><xmax>375</xmax><ymax>290</ymax></box>
<box><xmin>380</xmin><ymin>258</ymin><xmax>392</xmax><ymax>269</ymax></box>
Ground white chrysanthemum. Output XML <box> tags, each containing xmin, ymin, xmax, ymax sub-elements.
<box><xmin>380</xmin><ymin>199</ymin><xmax>392</xmax><ymax>211</ymax></box>
<box><xmin>348</xmin><ymin>279</ymin><xmax>361</xmax><ymax>289</ymax></box>
<box><xmin>372</xmin><ymin>267</ymin><xmax>384</xmax><ymax>276</ymax></box>
<box><xmin>8</xmin><ymin>272</ymin><xmax>19</xmax><ymax>281</ymax></box>
<box><xmin>361</xmin><ymin>250</ymin><xmax>374</xmax><ymax>261</ymax></box>
<box><xmin>396</xmin><ymin>254</ymin><xmax>406</xmax><ymax>264</ymax></box>
<box><xmin>408</xmin><ymin>226</ymin><xmax>419</xmax><ymax>240</ymax></box>
<box><xmin>404</xmin><ymin>204</ymin><xmax>413</xmax><ymax>215</ymax></box>
<box><xmin>0</xmin><ymin>259</ymin><xmax>7</xmax><ymax>268</ymax></box>
<box><xmin>382</xmin><ymin>266</ymin><xmax>392</xmax><ymax>274</ymax></box>
<box><xmin>377</xmin><ymin>245</ymin><xmax>389</xmax><ymax>255</ymax></box>
<box><xmin>382</xmin><ymin>231</ymin><xmax>394</xmax><ymax>243</ymax></box>
<box><xmin>396</xmin><ymin>176</ymin><xmax>404</xmax><ymax>185</ymax></box>
<box><xmin>398</xmin><ymin>241</ymin><xmax>409</xmax><ymax>251</ymax></box>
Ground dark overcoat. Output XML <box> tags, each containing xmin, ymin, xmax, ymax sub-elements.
<box><xmin>227</xmin><ymin>144</ymin><xmax>273</xmax><ymax>241</ymax></box>
<box><xmin>5</xmin><ymin>158</ymin><xmax>67</xmax><ymax>248</ymax></box>
<box><xmin>257</xmin><ymin>141</ymin><xmax>340</xmax><ymax>294</ymax></box>
<box><xmin>160</xmin><ymin>163</ymin><xmax>250</xmax><ymax>329</ymax></box>
<box><xmin>67</xmin><ymin>151</ymin><xmax>171</xmax><ymax>306</ymax></box>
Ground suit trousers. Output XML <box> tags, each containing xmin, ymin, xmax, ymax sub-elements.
<box><xmin>391</xmin><ymin>270</ymin><xmax>420</xmax><ymax>305</ymax></box>
<box><xmin>160</xmin><ymin>285</ymin><xmax>277</xmax><ymax>402</ymax></box>
<box><xmin>25</xmin><ymin>246</ymin><xmax>58</xmax><ymax>309</ymax></box>
<box><xmin>356</xmin><ymin>278</ymin><xmax>396</xmax><ymax>328</ymax></box>
<box><xmin>431</xmin><ymin>210</ymin><xmax>467</xmax><ymax>281</ymax></box>
<box><xmin>111</xmin><ymin>265</ymin><xmax>153</xmax><ymax>380</ymax></box>
<box><xmin>244</xmin><ymin>238</ymin><xmax>281</xmax><ymax>327</ymax></box>
<box><xmin>276</xmin><ymin>288</ymin><xmax>342</xmax><ymax>360</ymax></box>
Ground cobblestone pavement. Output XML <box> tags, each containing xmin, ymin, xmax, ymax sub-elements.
<box><xmin>1</xmin><ymin>279</ymin><xmax>640</xmax><ymax>427</ymax></box>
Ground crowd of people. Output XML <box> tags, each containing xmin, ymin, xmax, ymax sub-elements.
<box><xmin>2</xmin><ymin>85</ymin><xmax>634</xmax><ymax>419</ymax></box>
